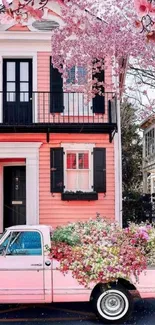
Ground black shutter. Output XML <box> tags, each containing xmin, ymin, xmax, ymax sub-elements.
<box><xmin>92</xmin><ymin>59</ymin><xmax>105</xmax><ymax>114</ymax></box>
<box><xmin>108</xmin><ymin>98</ymin><xmax>117</xmax><ymax>124</ymax></box>
<box><xmin>50</xmin><ymin>57</ymin><xmax>64</xmax><ymax>113</ymax></box>
<box><xmin>50</xmin><ymin>148</ymin><xmax>64</xmax><ymax>193</ymax></box>
<box><xmin>93</xmin><ymin>148</ymin><xmax>106</xmax><ymax>192</ymax></box>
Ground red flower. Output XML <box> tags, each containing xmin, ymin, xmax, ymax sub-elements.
<box><xmin>146</xmin><ymin>31</ymin><xmax>155</xmax><ymax>42</ymax></box>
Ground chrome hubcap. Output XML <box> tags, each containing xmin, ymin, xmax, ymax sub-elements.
<box><xmin>101</xmin><ymin>293</ymin><xmax>125</xmax><ymax>316</ymax></box>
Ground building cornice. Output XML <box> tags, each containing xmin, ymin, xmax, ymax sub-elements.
<box><xmin>0</xmin><ymin>31</ymin><xmax>52</xmax><ymax>41</ymax></box>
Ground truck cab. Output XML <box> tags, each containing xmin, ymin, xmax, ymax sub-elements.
<box><xmin>0</xmin><ymin>225</ymin><xmax>91</xmax><ymax>304</ymax></box>
<box><xmin>0</xmin><ymin>225</ymin><xmax>52</xmax><ymax>303</ymax></box>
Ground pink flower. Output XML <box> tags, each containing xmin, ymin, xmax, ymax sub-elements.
<box><xmin>134</xmin><ymin>20</ymin><xmax>142</xmax><ymax>28</ymax></box>
<box><xmin>136</xmin><ymin>229</ymin><xmax>149</xmax><ymax>241</ymax></box>
<box><xmin>146</xmin><ymin>31</ymin><xmax>155</xmax><ymax>42</ymax></box>
<box><xmin>134</xmin><ymin>0</ymin><xmax>151</xmax><ymax>15</ymax></box>
<box><xmin>2</xmin><ymin>0</ymin><xmax>9</xmax><ymax>9</ymax></box>
<box><xmin>0</xmin><ymin>13</ymin><xmax>13</xmax><ymax>24</ymax></box>
<box><xmin>12</xmin><ymin>0</ymin><xmax>20</xmax><ymax>11</ymax></box>
<box><xmin>25</xmin><ymin>6</ymin><xmax>43</xmax><ymax>20</ymax></box>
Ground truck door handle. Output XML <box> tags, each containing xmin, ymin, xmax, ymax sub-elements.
<box><xmin>45</xmin><ymin>260</ymin><xmax>51</xmax><ymax>266</ymax></box>
<box><xmin>31</xmin><ymin>263</ymin><xmax>42</xmax><ymax>266</ymax></box>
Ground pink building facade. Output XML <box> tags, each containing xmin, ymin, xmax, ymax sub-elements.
<box><xmin>0</xmin><ymin>3</ymin><xmax>122</xmax><ymax>231</ymax></box>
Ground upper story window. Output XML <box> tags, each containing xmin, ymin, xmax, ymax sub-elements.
<box><xmin>66</xmin><ymin>66</ymin><xmax>87</xmax><ymax>85</ymax></box>
<box><xmin>145</xmin><ymin>128</ymin><xmax>155</xmax><ymax>157</ymax></box>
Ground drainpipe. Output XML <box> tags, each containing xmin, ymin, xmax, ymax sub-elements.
<box><xmin>113</xmin><ymin>57</ymin><xmax>123</xmax><ymax>227</ymax></box>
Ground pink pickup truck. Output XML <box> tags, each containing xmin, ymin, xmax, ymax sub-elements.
<box><xmin>0</xmin><ymin>224</ymin><xmax>154</xmax><ymax>324</ymax></box>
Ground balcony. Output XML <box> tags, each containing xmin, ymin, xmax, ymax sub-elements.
<box><xmin>0</xmin><ymin>91</ymin><xmax>117</xmax><ymax>142</ymax></box>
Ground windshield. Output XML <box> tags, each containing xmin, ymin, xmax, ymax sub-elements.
<box><xmin>0</xmin><ymin>230</ymin><xmax>7</xmax><ymax>240</ymax></box>
<box><xmin>0</xmin><ymin>231</ymin><xmax>11</xmax><ymax>254</ymax></box>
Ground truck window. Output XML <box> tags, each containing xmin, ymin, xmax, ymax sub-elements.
<box><xmin>0</xmin><ymin>232</ymin><xmax>11</xmax><ymax>255</ymax></box>
<box><xmin>6</xmin><ymin>231</ymin><xmax>42</xmax><ymax>256</ymax></box>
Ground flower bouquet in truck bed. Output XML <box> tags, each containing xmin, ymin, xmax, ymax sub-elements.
<box><xmin>49</xmin><ymin>217</ymin><xmax>155</xmax><ymax>287</ymax></box>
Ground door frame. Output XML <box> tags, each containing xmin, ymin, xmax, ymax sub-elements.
<box><xmin>0</xmin><ymin>142</ymin><xmax>42</xmax><ymax>233</ymax></box>
<box><xmin>3</xmin><ymin>58</ymin><xmax>33</xmax><ymax>125</ymax></box>
<box><xmin>3</xmin><ymin>163</ymin><xmax>26</xmax><ymax>229</ymax></box>
<box><xmin>0</xmin><ymin>52</ymin><xmax>37</xmax><ymax>123</ymax></box>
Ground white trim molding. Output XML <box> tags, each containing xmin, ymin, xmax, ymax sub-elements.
<box><xmin>62</xmin><ymin>143</ymin><xmax>95</xmax><ymax>150</ymax></box>
<box><xmin>0</xmin><ymin>142</ymin><xmax>42</xmax><ymax>232</ymax></box>
<box><xmin>112</xmin><ymin>56</ymin><xmax>122</xmax><ymax>227</ymax></box>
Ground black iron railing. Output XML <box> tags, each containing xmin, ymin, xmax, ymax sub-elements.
<box><xmin>1</xmin><ymin>91</ymin><xmax>117</xmax><ymax>125</ymax></box>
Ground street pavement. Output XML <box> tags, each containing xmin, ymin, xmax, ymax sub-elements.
<box><xmin>0</xmin><ymin>299</ymin><xmax>155</xmax><ymax>324</ymax></box>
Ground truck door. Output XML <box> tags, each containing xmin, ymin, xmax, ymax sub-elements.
<box><xmin>0</xmin><ymin>230</ymin><xmax>45</xmax><ymax>302</ymax></box>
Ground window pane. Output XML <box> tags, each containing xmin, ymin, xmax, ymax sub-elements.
<box><xmin>66</xmin><ymin>66</ymin><xmax>75</xmax><ymax>84</ymax></box>
<box><xmin>145</xmin><ymin>134</ymin><xmax>148</xmax><ymax>157</ymax></box>
<box><xmin>78</xmin><ymin>152</ymin><xmax>89</xmax><ymax>169</ymax></box>
<box><xmin>78</xmin><ymin>171</ymin><xmax>89</xmax><ymax>190</ymax></box>
<box><xmin>20</xmin><ymin>83</ymin><xmax>28</xmax><ymax>91</ymax></box>
<box><xmin>0</xmin><ymin>233</ymin><xmax>11</xmax><ymax>255</ymax></box>
<box><xmin>20</xmin><ymin>62</ymin><xmax>29</xmax><ymax>82</ymax></box>
<box><xmin>7</xmin><ymin>82</ymin><xmax>15</xmax><ymax>91</ymax></box>
<box><xmin>77</xmin><ymin>66</ymin><xmax>87</xmax><ymax>85</ymax></box>
<box><xmin>7</xmin><ymin>82</ymin><xmax>15</xmax><ymax>102</ymax></box>
<box><xmin>67</xmin><ymin>153</ymin><xmax>76</xmax><ymax>169</ymax></box>
<box><xmin>20</xmin><ymin>83</ymin><xmax>29</xmax><ymax>102</ymax></box>
<box><xmin>67</xmin><ymin>170</ymin><xmax>77</xmax><ymax>190</ymax></box>
<box><xmin>6</xmin><ymin>231</ymin><xmax>42</xmax><ymax>256</ymax></box>
<box><xmin>7</xmin><ymin>62</ymin><xmax>15</xmax><ymax>81</ymax></box>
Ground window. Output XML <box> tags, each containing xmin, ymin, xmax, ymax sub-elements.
<box><xmin>0</xmin><ymin>232</ymin><xmax>11</xmax><ymax>255</ymax></box>
<box><xmin>65</xmin><ymin>150</ymin><xmax>91</xmax><ymax>191</ymax></box>
<box><xmin>6</xmin><ymin>61</ymin><xmax>16</xmax><ymax>102</ymax></box>
<box><xmin>64</xmin><ymin>66</ymin><xmax>91</xmax><ymax>116</ymax></box>
<box><xmin>66</xmin><ymin>66</ymin><xmax>87</xmax><ymax>85</ymax></box>
<box><xmin>5</xmin><ymin>231</ymin><xmax>42</xmax><ymax>256</ymax></box>
<box><xmin>50</xmin><ymin>145</ymin><xmax>106</xmax><ymax>194</ymax></box>
<box><xmin>145</xmin><ymin>128</ymin><xmax>155</xmax><ymax>157</ymax></box>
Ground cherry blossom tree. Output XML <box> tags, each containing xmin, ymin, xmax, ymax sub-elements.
<box><xmin>1</xmin><ymin>0</ymin><xmax>155</xmax><ymax>103</ymax></box>
<box><xmin>126</xmin><ymin>62</ymin><xmax>155</xmax><ymax>120</ymax></box>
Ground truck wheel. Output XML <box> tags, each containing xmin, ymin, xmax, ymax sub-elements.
<box><xmin>92</xmin><ymin>285</ymin><xmax>133</xmax><ymax>324</ymax></box>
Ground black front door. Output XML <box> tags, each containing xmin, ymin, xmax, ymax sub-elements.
<box><xmin>3</xmin><ymin>59</ymin><xmax>32</xmax><ymax>124</ymax></box>
<box><xmin>4</xmin><ymin>166</ymin><xmax>26</xmax><ymax>229</ymax></box>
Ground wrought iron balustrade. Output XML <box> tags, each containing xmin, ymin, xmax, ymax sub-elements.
<box><xmin>0</xmin><ymin>91</ymin><xmax>117</xmax><ymax>126</ymax></box>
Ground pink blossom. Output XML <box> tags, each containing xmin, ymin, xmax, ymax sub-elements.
<box><xmin>134</xmin><ymin>0</ymin><xmax>151</xmax><ymax>14</ymax></box>
<box><xmin>2</xmin><ymin>0</ymin><xmax>9</xmax><ymax>9</ymax></box>
<box><xmin>0</xmin><ymin>13</ymin><xmax>13</xmax><ymax>24</ymax></box>
<box><xmin>24</xmin><ymin>6</ymin><xmax>43</xmax><ymax>20</ymax></box>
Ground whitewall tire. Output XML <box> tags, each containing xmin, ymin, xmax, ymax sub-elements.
<box><xmin>93</xmin><ymin>285</ymin><xmax>133</xmax><ymax>324</ymax></box>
